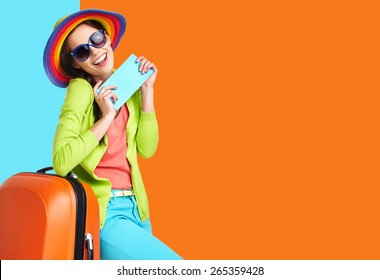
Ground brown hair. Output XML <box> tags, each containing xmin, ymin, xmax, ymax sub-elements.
<box><xmin>60</xmin><ymin>20</ymin><xmax>105</xmax><ymax>120</ymax></box>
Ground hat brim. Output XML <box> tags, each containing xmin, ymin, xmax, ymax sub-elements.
<box><xmin>43</xmin><ymin>9</ymin><xmax>126</xmax><ymax>88</ymax></box>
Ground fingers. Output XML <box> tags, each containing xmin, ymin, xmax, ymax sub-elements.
<box><xmin>97</xmin><ymin>88</ymin><xmax>118</xmax><ymax>104</ymax></box>
<box><xmin>93</xmin><ymin>80</ymin><xmax>118</xmax><ymax>94</ymax></box>
<box><xmin>93</xmin><ymin>80</ymin><xmax>103</xmax><ymax>94</ymax></box>
<box><xmin>136</xmin><ymin>56</ymin><xmax>158</xmax><ymax>74</ymax></box>
<box><xmin>97</xmin><ymin>85</ymin><xmax>118</xmax><ymax>95</ymax></box>
<box><xmin>94</xmin><ymin>83</ymin><xmax>118</xmax><ymax>105</ymax></box>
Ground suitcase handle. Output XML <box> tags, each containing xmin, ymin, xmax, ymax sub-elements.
<box><xmin>36</xmin><ymin>166</ymin><xmax>54</xmax><ymax>173</ymax></box>
<box><xmin>37</xmin><ymin>167</ymin><xmax>77</xmax><ymax>179</ymax></box>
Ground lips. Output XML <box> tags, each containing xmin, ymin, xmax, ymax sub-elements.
<box><xmin>93</xmin><ymin>53</ymin><xmax>107</xmax><ymax>66</ymax></box>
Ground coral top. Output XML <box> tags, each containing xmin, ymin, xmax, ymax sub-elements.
<box><xmin>94</xmin><ymin>104</ymin><xmax>133</xmax><ymax>189</ymax></box>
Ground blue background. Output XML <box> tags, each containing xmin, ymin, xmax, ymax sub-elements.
<box><xmin>0</xmin><ymin>1</ymin><xmax>79</xmax><ymax>183</ymax></box>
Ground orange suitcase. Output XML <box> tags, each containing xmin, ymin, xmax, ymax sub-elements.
<box><xmin>0</xmin><ymin>167</ymin><xmax>100</xmax><ymax>260</ymax></box>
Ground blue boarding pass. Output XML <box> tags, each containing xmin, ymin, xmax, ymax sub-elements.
<box><xmin>97</xmin><ymin>53</ymin><xmax>154</xmax><ymax>110</ymax></box>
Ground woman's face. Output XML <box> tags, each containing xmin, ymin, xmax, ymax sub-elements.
<box><xmin>67</xmin><ymin>24</ymin><xmax>114</xmax><ymax>82</ymax></box>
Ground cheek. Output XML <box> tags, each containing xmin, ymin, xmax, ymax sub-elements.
<box><xmin>106</xmin><ymin>48</ymin><xmax>115</xmax><ymax>63</ymax></box>
<box><xmin>107</xmin><ymin>44</ymin><xmax>114</xmax><ymax>54</ymax></box>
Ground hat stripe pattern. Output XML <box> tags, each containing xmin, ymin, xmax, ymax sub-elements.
<box><xmin>44</xmin><ymin>9</ymin><xmax>126</xmax><ymax>88</ymax></box>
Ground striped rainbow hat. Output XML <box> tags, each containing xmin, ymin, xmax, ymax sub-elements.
<box><xmin>43</xmin><ymin>9</ymin><xmax>126</xmax><ymax>88</ymax></box>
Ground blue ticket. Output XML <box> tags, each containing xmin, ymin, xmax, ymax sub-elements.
<box><xmin>98</xmin><ymin>53</ymin><xmax>154</xmax><ymax>110</ymax></box>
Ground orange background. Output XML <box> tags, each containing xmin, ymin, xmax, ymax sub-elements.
<box><xmin>81</xmin><ymin>0</ymin><xmax>380</xmax><ymax>259</ymax></box>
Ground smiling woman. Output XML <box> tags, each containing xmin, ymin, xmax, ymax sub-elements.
<box><xmin>59</xmin><ymin>21</ymin><xmax>112</xmax><ymax>87</ymax></box>
<box><xmin>43</xmin><ymin>9</ymin><xmax>181</xmax><ymax>260</ymax></box>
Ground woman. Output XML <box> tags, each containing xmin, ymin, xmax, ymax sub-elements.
<box><xmin>43</xmin><ymin>9</ymin><xmax>182</xmax><ymax>260</ymax></box>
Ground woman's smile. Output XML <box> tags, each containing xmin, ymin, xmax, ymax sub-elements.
<box><xmin>93</xmin><ymin>53</ymin><xmax>108</xmax><ymax>66</ymax></box>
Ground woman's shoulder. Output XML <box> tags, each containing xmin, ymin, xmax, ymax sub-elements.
<box><xmin>63</xmin><ymin>78</ymin><xmax>94</xmax><ymax>108</ymax></box>
<box><xmin>67</xmin><ymin>78</ymin><xmax>93</xmax><ymax>92</ymax></box>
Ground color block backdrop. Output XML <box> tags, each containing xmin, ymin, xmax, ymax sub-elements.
<box><xmin>0</xmin><ymin>2</ymin><xmax>78</xmax><ymax>180</ymax></box>
<box><xmin>1</xmin><ymin>0</ymin><xmax>379</xmax><ymax>260</ymax></box>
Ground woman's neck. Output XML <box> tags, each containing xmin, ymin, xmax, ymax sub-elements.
<box><xmin>93</xmin><ymin>71</ymin><xmax>113</xmax><ymax>84</ymax></box>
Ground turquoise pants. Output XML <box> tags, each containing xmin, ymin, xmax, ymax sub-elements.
<box><xmin>100</xmin><ymin>191</ymin><xmax>182</xmax><ymax>260</ymax></box>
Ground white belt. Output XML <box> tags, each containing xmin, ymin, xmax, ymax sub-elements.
<box><xmin>110</xmin><ymin>189</ymin><xmax>134</xmax><ymax>198</ymax></box>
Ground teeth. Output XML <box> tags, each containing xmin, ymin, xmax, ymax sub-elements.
<box><xmin>94</xmin><ymin>54</ymin><xmax>106</xmax><ymax>65</ymax></box>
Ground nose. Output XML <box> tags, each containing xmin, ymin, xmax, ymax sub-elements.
<box><xmin>89</xmin><ymin>45</ymin><xmax>100</xmax><ymax>56</ymax></box>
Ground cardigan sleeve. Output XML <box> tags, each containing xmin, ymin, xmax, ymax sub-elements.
<box><xmin>136</xmin><ymin>110</ymin><xmax>159</xmax><ymax>158</ymax></box>
<box><xmin>52</xmin><ymin>79</ymin><xmax>99</xmax><ymax>176</ymax></box>
<box><xmin>133</xmin><ymin>90</ymin><xmax>159</xmax><ymax>159</ymax></box>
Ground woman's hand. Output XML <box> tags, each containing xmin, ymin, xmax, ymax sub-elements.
<box><xmin>136</xmin><ymin>56</ymin><xmax>157</xmax><ymax>112</ymax></box>
<box><xmin>93</xmin><ymin>80</ymin><xmax>118</xmax><ymax>120</ymax></box>
<box><xmin>89</xmin><ymin>81</ymin><xmax>119</xmax><ymax>141</ymax></box>
<box><xmin>136</xmin><ymin>56</ymin><xmax>158</xmax><ymax>88</ymax></box>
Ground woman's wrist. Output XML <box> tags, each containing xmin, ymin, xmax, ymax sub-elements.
<box><xmin>90</xmin><ymin>113</ymin><xmax>115</xmax><ymax>141</ymax></box>
<box><xmin>102</xmin><ymin>112</ymin><xmax>116</xmax><ymax>121</ymax></box>
<box><xmin>140</xmin><ymin>86</ymin><xmax>155</xmax><ymax>112</ymax></box>
<box><xmin>140</xmin><ymin>84</ymin><xmax>154</xmax><ymax>94</ymax></box>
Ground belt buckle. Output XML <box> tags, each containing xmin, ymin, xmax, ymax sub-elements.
<box><xmin>110</xmin><ymin>189</ymin><xmax>133</xmax><ymax>198</ymax></box>
<box><xmin>122</xmin><ymin>190</ymin><xmax>130</xmax><ymax>196</ymax></box>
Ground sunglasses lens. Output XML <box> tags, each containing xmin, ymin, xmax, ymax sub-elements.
<box><xmin>71</xmin><ymin>31</ymin><xmax>106</xmax><ymax>62</ymax></box>
<box><xmin>73</xmin><ymin>45</ymin><xmax>90</xmax><ymax>61</ymax></box>
<box><xmin>91</xmin><ymin>31</ymin><xmax>106</xmax><ymax>47</ymax></box>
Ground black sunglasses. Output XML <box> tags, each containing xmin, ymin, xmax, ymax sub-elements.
<box><xmin>70</xmin><ymin>30</ymin><xmax>107</xmax><ymax>62</ymax></box>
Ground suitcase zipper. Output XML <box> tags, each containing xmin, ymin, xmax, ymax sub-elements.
<box><xmin>85</xmin><ymin>233</ymin><xmax>94</xmax><ymax>260</ymax></box>
<box><xmin>65</xmin><ymin>175</ymin><xmax>87</xmax><ymax>260</ymax></box>
<box><xmin>35</xmin><ymin>168</ymin><xmax>88</xmax><ymax>260</ymax></box>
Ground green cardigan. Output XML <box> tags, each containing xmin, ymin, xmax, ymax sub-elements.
<box><xmin>52</xmin><ymin>78</ymin><xmax>159</xmax><ymax>228</ymax></box>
